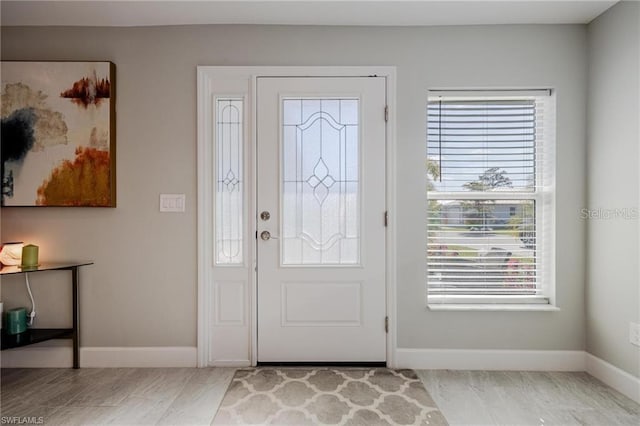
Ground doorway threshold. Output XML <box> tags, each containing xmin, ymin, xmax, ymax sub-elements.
<box><xmin>256</xmin><ymin>361</ymin><xmax>386</xmax><ymax>368</ymax></box>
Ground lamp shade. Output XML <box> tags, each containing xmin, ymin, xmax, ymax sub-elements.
<box><xmin>0</xmin><ymin>242</ymin><xmax>24</xmax><ymax>266</ymax></box>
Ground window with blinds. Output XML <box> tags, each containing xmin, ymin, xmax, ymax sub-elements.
<box><xmin>427</xmin><ymin>90</ymin><xmax>555</xmax><ymax>304</ymax></box>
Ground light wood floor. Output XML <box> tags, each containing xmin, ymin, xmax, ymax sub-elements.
<box><xmin>418</xmin><ymin>370</ymin><xmax>639</xmax><ymax>425</ymax></box>
<box><xmin>1</xmin><ymin>368</ymin><xmax>638</xmax><ymax>425</ymax></box>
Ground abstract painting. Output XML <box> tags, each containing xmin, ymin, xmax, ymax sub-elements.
<box><xmin>1</xmin><ymin>61</ymin><xmax>116</xmax><ymax>206</ymax></box>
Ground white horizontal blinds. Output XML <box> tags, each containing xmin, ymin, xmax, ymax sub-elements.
<box><xmin>215</xmin><ymin>98</ymin><xmax>244</xmax><ymax>265</ymax></box>
<box><xmin>428</xmin><ymin>97</ymin><xmax>544</xmax><ymax>193</ymax></box>
<box><xmin>427</xmin><ymin>91</ymin><xmax>554</xmax><ymax>301</ymax></box>
<box><xmin>427</xmin><ymin>199</ymin><xmax>539</xmax><ymax>296</ymax></box>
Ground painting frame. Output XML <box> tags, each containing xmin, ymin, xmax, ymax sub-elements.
<box><xmin>1</xmin><ymin>61</ymin><xmax>116</xmax><ymax>207</ymax></box>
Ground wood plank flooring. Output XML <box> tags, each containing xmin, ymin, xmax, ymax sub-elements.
<box><xmin>418</xmin><ymin>370</ymin><xmax>639</xmax><ymax>425</ymax></box>
<box><xmin>1</xmin><ymin>368</ymin><xmax>638</xmax><ymax>425</ymax></box>
<box><xmin>0</xmin><ymin>368</ymin><xmax>235</xmax><ymax>425</ymax></box>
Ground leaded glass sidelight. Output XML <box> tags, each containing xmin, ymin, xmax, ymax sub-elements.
<box><xmin>215</xmin><ymin>98</ymin><xmax>244</xmax><ymax>264</ymax></box>
<box><xmin>282</xmin><ymin>99</ymin><xmax>360</xmax><ymax>265</ymax></box>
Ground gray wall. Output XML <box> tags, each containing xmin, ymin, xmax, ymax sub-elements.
<box><xmin>1</xmin><ymin>24</ymin><xmax>587</xmax><ymax>351</ymax></box>
<box><xmin>586</xmin><ymin>1</ymin><xmax>640</xmax><ymax>377</ymax></box>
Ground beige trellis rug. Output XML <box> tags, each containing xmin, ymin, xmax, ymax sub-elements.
<box><xmin>212</xmin><ymin>368</ymin><xmax>448</xmax><ymax>425</ymax></box>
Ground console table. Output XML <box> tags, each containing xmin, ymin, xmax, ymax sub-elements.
<box><xmin>1</xmin><ymin>262</ymin><xmax>93</xmax><ymax>368</ymax></box>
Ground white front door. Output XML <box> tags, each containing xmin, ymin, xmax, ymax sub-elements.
<box><xmin>256</xmin><ymin>77</ymin><xmax>387</xmax><ymax>362</ymax></box>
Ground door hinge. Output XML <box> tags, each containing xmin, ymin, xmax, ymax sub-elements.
<box><xmin>385</xmin><ymin>316</ymin><xmax>389</xmax><ymax>333</ymax></box>
<box><xmin>384</xmin><ymin>211</ymin><xmax>388</xmax><ymax>227</ymax></box>
<box><xmin>384</xmin><ymin>105</ymin><xmax>389</xmax><ymax>122</ymax></box>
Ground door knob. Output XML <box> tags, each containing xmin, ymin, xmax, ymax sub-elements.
<box><xmin>260</xmin><ymin>231</ymin><xmax>278</xmax><ymax>241</ymax></box>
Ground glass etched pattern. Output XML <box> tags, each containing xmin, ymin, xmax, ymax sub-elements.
<box><xmin>216</xmin><ymin>98</ymin><xmax>243</xmax><ymax>264</ymax></box>
<box><xmin>282</xmin><ymin>99</ymin><xmax>360</xmax><ymax>265</ymax></box>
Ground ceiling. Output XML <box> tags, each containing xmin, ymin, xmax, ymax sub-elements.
<box><xmin>1</xmin><ymin>0</ymin><xmax>618</xmax><ymax>27</ymax></box>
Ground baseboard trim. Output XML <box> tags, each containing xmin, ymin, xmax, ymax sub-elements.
<box><xmin>82</xmin><ymin>347</ymin><xmax>197</xmax><ymax>368</ymax></box>
<box><xmin>210</xmin><ymin>359</ymin><xmax>251</xmax><ymax>367</ymax></box>
<box><xmin>396</xmin><ymin>348</ymin><xmax>586</xmax><ymax>371</ymax></box>
<box><xmin>5</xmin><ymin>346</ymin><xmax>636</xmax><ymax>404</ymax></box>
<box><xmin>1</xmin><ymin>345</ymin><xmax>197</xmax><ymax>368</ymax></box>
<box><xmin>585</xmin><ymin>353</ymin><xmax>640</xmax><ymax>404</ymax></box>
<box><xmin>1</xmin><ymin>344</ymin><xmax>72</xmax><ymax>368</ymax></box>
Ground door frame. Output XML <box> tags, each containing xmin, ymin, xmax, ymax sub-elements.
<box><xmin>197</xmin><ymin>66</ymin><xmax>397</xmax><ymax>367</ymax></box>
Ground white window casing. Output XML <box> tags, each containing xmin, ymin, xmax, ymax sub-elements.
<box><xmin>426</xmin><ymin>89</ymin><xmax>556</xmax><ymax>306</ymax></box>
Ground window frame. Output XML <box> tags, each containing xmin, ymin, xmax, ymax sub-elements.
<box><xmin>426</xmin><ymin>89</ymin><xmax>556</xmax><ymax>308</ymax></box>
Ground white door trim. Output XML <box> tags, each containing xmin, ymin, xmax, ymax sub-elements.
<box><xmin>197</xmin><ymin>66</ymin><xmax>397</xmax><ymax>367</ymax></box>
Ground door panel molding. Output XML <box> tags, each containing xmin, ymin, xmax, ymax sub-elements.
<box><xmin>197</xmin><ymin>66</ymin><xmax>397</xmax><ymax>367</ymax></box>
<box><xmin>281</xmin><ymin>281</ymin><xmax>363</xmax><ymax>327</ymax></box>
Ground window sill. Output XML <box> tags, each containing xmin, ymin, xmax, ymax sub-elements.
<box><xmin>427</xmin><ymin>304</ymin><xmax>560</xmax><ymax>312</ymax></box>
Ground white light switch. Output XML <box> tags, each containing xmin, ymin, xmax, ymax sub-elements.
<box><xmin>160</xmin><ymin>194</ymin><xmax>186</xmax><ymax>212</ymax></box>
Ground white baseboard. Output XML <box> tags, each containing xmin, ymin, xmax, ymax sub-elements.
<box><xmin>585</xmin><ymin>353</ymin><xmax>640</xmax><ymax>404</ymax></box>
<box><xmin>1</xmin><ymin>345</ymin><xmax>72</xmax><ymax>368</ymax></box>
<box><xmin>4</xmin><ymin>345</ymin><xmax>636</xmax><ymax>404</ymax></box>
<box><xmin>82</xmin><ymin>347</ymin><xmax>197</xmax><ymax>368</ymax></box>
<box><xmin>396</xmin><ymin>348</ymin><xmax>586</xmax><ymax>371</ymax></box>
<box><xmin>210</xmin><ymin>359</ymin><xmax>251</xmax><ymax>367</ymax></box>
<box><xmin>1</xmin><ymin>345</ymin><xmax>197</xmax><ymax>368</ymax></box>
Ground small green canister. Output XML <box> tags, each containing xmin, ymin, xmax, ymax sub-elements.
<box><xmin>5</xmin><ymin>307</ymin><xmax>27</xmax><ymax>335</ymax></box>
<box><xmin>21</xmin><ymin>244</ymin><xmax>39</xmax><ymax>268</ymax></box>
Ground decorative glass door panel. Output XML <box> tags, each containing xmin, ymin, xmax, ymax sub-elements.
<box><xmin>215</xmin><ymin>98</ymin><xmax>244</xmax><ymax>265</ymax></box>
<box><xmin>282</xmin><ymin>99</ymin><xmax>360</xmax><ymax>265</ymax></box>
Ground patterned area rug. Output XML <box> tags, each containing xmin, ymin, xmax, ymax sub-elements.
<box><xmin>212</xmin><ymin>368</ymin><xmax>448</xmax><ymax>425</ymax></box>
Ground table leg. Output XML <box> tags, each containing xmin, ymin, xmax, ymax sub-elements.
<box><xmin>72</xmin><ymin>267</ymin><xmax>79</xmax><ymax>369</ymax></box>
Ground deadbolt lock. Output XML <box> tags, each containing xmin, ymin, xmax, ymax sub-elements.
<box><xmin>260</xmin><ymin>211</ymin><xmax>271</xmax><ymax>221</ymax></box>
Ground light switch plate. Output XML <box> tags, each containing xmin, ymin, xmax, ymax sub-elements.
<box><xmin>160</xmin><ymin>194</ymin><xmax>186</xmax><ymax>213</ymax></box>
